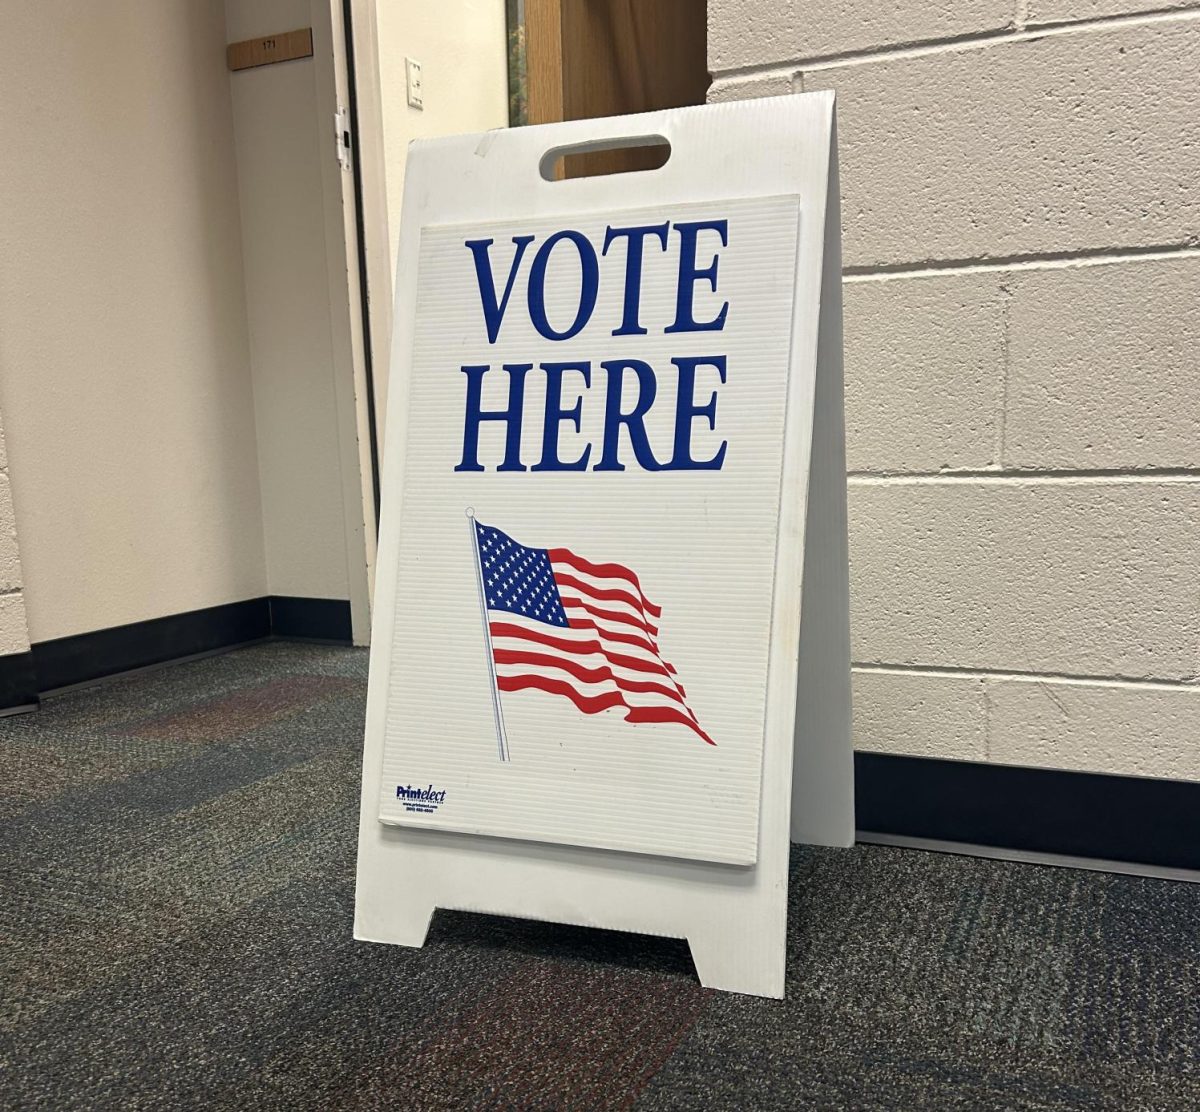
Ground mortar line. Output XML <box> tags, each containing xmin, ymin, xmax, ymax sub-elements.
<box><xmin>982</xmin><ymin>672</ymin><xmax>993</xmax><ymax>762</ymax></box>
<box><xmin>711</xmin><ymin>5</ymin><xmax>1200</xmax><ymax>81</ymax></box>
<box><xmin>995</xmin><ymin>278</ymin><xmax>1013</xmax><ymax>468</ymax></box>
<box><xmin>844</xmin><ymin>244</ymin><xmax>1200</xmax><ymax>283</ymax></box>
<box><xmin>847</xmin><ymin>470</ymin><xmax>1200</xmax><ymax>484</ymax></box>
<box><xmin>852</xmin><ymin>662</ymin><xmax>1199</xmax><ymax>691</ymax></box>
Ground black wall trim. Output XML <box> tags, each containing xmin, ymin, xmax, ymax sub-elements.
<box><xmin>268</xmin><ymin>596</ymin><xmax>353</xmax><ymax>642</ymax></box>
<box><xmin>0</xmin><ymin>650</ymin><xmax>39</xmax><ymax>712</ymax></box>
<box><xmin>27</xmin><ymin>595</ymin><xmax>352</xmax><ymax>694</ymax></box>
<box><xmin>856</xmin><ymin>752</ymin><xmax>1200</xmax><ymax>872</ymax></box>
<box><xmin>21</xmin><ymin>606</ymin><xmax>1193</xmax><ymax>873</ymax></box>
<box><xmin>32</xmin><ymin>599</ymin><xmax>272</xmax><ymax>692</ymax></box>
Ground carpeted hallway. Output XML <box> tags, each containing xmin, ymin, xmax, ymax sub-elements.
<box><xmin>2</xmin><ymin>642</ymin><xmax>1197</xmax><ymax>1111</ymax></box>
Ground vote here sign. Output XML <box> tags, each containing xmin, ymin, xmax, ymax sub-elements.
<box><xmin>358</xmin><ymin>95</ymin><xmax>850</xmax><ymax>998</ymax></box>
<box><xmin>373</xmin><ymin>192</ymin><xmax>801</xmax><ymax>865</ymax></box>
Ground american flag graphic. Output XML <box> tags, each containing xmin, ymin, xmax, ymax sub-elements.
<box><xmin>468</xmin><ymin>514</ymin><xmax>715</xmax><ymax>759</ymax></box>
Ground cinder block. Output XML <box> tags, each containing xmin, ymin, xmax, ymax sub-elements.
<box><xmin>1004</xmin><ymin>257</ymin><xmax>1200</xmax><ymax>469</ymax></box>
<box><xmin>987</xmin><ymin>678</ymin><xmax>1200</xmax><ymax>782</ymax></box>
<box><xmin>706</xmin><ymin>73</ymin><xmax>794</xmax><ymax>103</ymax></box>
<box><xmin>804</xmin><ymin>21</ymin><xmax>1200</xmax><ymax>268</ymax></box>
<box><xmin>0</xmin><ymin>592</ymin><xmax>30</xmax><ymax>656</ymax></box>
<box><xmin>1028</xmin><ymin>1</ymin><xmax>1195</xmax><ymax>24</ymax></box>
<box><xmin>849</xmin><ymin>481</ymin><xmax>1200</xmax><ymax>680</ymax></box>
<box><xmin>853</xmin><ymin>669</ymin><xmax>987</xmax><ymax>760</ymax></box>
<box><xmin>708</xmin><ymin>1</ymin><xmax>1010</xmax><ymax>73</ymax></box>
<box><xmin>844</xmin><ymin>273</ymin><xmax>1005</xmax><ymax>472</ymax></box>
<box><xmin>0</xmin><ymin>474</ymin><xmax>23</xmax><ymax>593</ymax></box>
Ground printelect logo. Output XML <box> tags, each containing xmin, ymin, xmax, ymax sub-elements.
<box><xmin>396</xmin><ymin>784</ymin><xmax>446</xmax><ymax>803</ymax></box>
<box><xmin>395</xmin><ymin>783</ymin><xmax>446</xmax><ymax>814</ymax></box>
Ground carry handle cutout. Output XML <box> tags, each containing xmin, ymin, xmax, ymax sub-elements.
<box><xmin>539</xmin><ymin>135</ymin><xmax>671</xmax><ymax>182</ymax></box>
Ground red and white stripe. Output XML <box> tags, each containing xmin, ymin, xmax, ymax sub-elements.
<box><xmin>488</xmin><ymin>547</ymin><xmax>715</xmax><ymax>746</ymax></box>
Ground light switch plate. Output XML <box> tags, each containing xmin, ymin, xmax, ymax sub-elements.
<box><xmin>405</xmin><ymin>57</ymin><xmax>423</xmax><ymax>110</ymax></box>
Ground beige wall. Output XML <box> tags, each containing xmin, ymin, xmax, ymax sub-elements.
<box><xmin>376</xmin><ymin>0</ymin><xmax>509</xmax><ymax>273</ymax></box>
<box><xmin>0</xmin><ymin>0</ymin><xmax>376</xmax><ymax>653</ymax></box>
<box><xmin>708</xmin><ymin>3</ymin><xmax>1200</xmax><ymax>781</ymax></box>
<box><xmin>0</xmin><ymin>0</ymin><xmax>267</xmax><ymax>644</ymax></box>
<box><xmin>373</xmin><ymin>0</ymin><xmax>508</xmax><ymax>418</ymax></box>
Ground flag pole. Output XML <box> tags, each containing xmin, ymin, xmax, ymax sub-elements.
<box><xmin>466</xmin><ymin>507</ymin><xmax>510</xmax><ymax>762</ymax></box>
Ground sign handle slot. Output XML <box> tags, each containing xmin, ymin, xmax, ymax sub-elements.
<box><xmin>538</xmin><ymin>135</ymin><xmax>671</xmax><ymax>182</ymax></box>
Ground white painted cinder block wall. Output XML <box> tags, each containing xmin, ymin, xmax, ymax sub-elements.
<box><xmin>708</xmin><ymin>2</ymin><xmax>1200</xmax><ymax>781</ymax></box>
<box><xmin>0</xmin><ymin>406</ymin><xmax>32</xmax><ymax>661</ymax></box>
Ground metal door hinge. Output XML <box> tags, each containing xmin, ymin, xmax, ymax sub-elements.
<box><xmin>335</xmin><ymin>106</ymin><xmax>352</xmax><ymax>170</ymax></box>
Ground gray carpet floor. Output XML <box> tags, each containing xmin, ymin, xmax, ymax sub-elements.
<box><xmin>2</xmin><ymin>641</ymin><xmax>1197</xmax><ymax>1110</ymax></box>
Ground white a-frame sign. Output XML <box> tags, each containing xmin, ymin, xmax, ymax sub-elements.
<box><xmin>356</xmin><ymin>93</ymin><xmax>852</xmax><ymax>999</ymax></box>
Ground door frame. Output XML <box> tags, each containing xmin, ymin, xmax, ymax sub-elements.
<box><xmin>341</xmin><ymin>0</ymin><xmax>393</xmax><ymax>503</ymax></box>
<box><xmin>310</xmin><ymin>0</ymin><xmax>397</xmax><ymax>644</ymax></box>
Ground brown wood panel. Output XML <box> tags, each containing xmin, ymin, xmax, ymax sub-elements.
<box><xmin>526</xmin><ymin>0</ymin><xmax>565</xmax><ymax>126</ymax></box>
<box><xmin>561</xmin><ymin>0</ymin><xmax>708</xmax><ymax>120</ymax></box>
<box><xmin>227</xmin><ymin>28</ymin><xmax>313</xmax><ymax>72</ymax></box>
<box><xmin>525</xmin><ymin>0</ymin><xmax>708</xmax><ymax>178</ymax></box>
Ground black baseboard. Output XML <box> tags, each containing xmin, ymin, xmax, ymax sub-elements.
<box><xmin>13</xmin><ymin>608</ymin><xmax>1195</xmax><ymax>874</ymax></box>
<box><xmin>268</xmin><ymin>596</ymin><xmax>354</xmax><ymax>642</ymax></box>
<box><xmin>23</xmin><ymin>595</ymin><xmax>352</xmax><ymax>697</ymax></box>
<box><xmin>31</xmin><ymin>599</ymin><xmax>272</xmax><ymax>692</ymax></box>
<box><xmin>855</xmin><ymin>752</ymin><xmax>1200</xmax><ymax>872</ymax></box>
<box><xmin>0</xmin><ymin>650</ymin><xmax>39</xmax><ymax>712</ymax></box>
